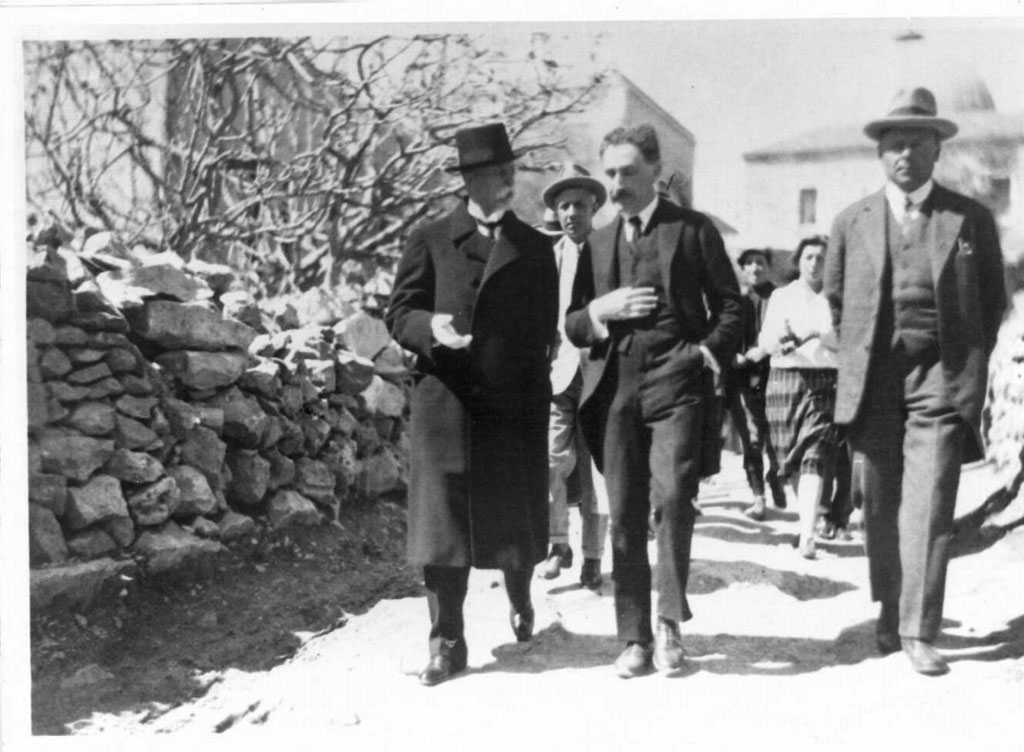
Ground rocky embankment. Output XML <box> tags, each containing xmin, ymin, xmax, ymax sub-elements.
<box><xmin>27</xmin><ymin>228</ymin><xmax>410</xmax><ymax>610</ymax></box>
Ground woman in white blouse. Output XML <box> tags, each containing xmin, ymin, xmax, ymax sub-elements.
<box><xmin>746</xmin><ymin>237</ymin><xmax>839</xmax><ymax>558</ymax></box>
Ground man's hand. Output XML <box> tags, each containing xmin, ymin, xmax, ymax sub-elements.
<box><xmin>430</xmin><ymin>313</ymin><xmax>473</xmax><ymax>350</ymax></box>
<box><xmin>589</xmin><ymin>286</ymin><xmax>659</xmax><ymax>322</ymax></box>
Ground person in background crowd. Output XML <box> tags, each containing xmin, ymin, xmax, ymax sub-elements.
<box><xmin>386</xmin><ymin>122</ymin><xmax>558</xmax><ymax>686</ymax></box>
<box><xmin>819</xmin><ymin>435</ymin><xmax>853</xmax><ymax>540</ymax></box>
<box><xmin>726</xmin><ymin>247</ymin><xmax>788</xmax><ymax>520</ymax></box>
<box><xmin>755</xmin><ymin>236</ymin><xmax>839</xmax><ymax>559</ymax></box>
<box><xmin>565</xmin><ymin>124</ymin><xmax>742</xmax><ymax>678</ymax></box>
<box><xmin>540</xmin><ymin>164</ymin><xmax>609</xmax><ymax>590</ymax></box>
<box><xmin>824</xmin><ymin>87</ymin><xmax>1006</xmax><ymax>675</ymax></box>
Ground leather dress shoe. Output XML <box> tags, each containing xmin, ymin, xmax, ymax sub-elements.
<box><xmin>614</xmin><ymin>642</ymin><xmax>654</xmax><ymax>679</ymax></box>
<box><xmin>876</xmin><ymin>601</ymin><xmax>900</xmax><ymax>655</ymax></box>
<box><xmin>901</xmin><ymin>638</ymin><xmax>949</xmax><ymax>676</ymax></box>
<box><xmin>579</xmin><ymin>558</ymin><xmax>603</xmax><ymax>590</ymax></box>
<box><xmin>418</xmin><ymin>639</ymin><xmax>467</xmax><ymax>687</ymax></box>
<box><xmin>653</xmin><ymin>617</ymin><xmax>686</xmax><ymax>673</ymax></box>
<box><xmin>510</xmin><ymin>604</ymin><xmax>535</xmax><ymax>642</ymax></box>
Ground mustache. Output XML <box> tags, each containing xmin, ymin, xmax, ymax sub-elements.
<box><xmin>611</xmin><ymin>189</ymin><xmax>634</xmax><ymax>203</ymax></box>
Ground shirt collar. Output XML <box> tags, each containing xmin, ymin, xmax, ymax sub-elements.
<box><xmin>626</xmin><ymin>195</ymin><xmax>660</xmax><ymax>234</ymax></box>
<box><xmin>885</xmin><ymin>178</ymin><xmax>934</xmax><ymax>213</ymax></box>
<box><xmin>559</xmin><ymin>235</ymin><xmax>585</xmax><ymax>254</ymax></box>
<box><xmin>466</xmin><ymin>199</ymin><xmax>509</xmax><ymax>227</ymax></box>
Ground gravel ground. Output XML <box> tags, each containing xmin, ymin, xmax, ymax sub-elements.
<box><xmin>25</xmin><ymin>453</ymin><xmax>1024</xmax><ymax>751</ymax></box>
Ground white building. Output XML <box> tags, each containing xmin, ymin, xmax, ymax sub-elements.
<box><xmin>518</xmin><ymin>69</ymin><xmax>698</xmax><ymax>230</ymax></box>
<box><xmin>741</xmin><ymin>67</ymin><xmax>1024</xmax><ymax>266</ymax></box>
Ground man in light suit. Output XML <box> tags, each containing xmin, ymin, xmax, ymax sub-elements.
<box><xmin>824</xmin><ymin>87</ymin><xmax>1006</xmax><ymax>675</ymax></box>
<box><xmin>541</xmin><ymin>164</ymin><xmax>609</xmax><ymax>589</ymax></box>
<box><xmin>565</xmin><ymin>124</ymin><xmax>742</xmax><ymax>678</ymax></box>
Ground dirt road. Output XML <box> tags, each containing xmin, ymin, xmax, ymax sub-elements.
<box><xmin>45</xmin><ymin>453</ymin><xmax>1024</xmax><ymax>750</ymax></box>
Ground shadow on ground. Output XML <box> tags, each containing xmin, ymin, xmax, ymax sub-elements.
<box><xmin>547</xmin><ymin>559</ymin><xmax>857</xmax><ymax>602</ymax></box>
<box><xmin>688</xmin><ymin>559</ymin><xmax>858</xmax><ymax>600</ymax></box>
<box><xmin>479</xmin><ymin>613</ymin><xmax>1024</xmax><ymax>679</ymax></box>
<box><xmin>482</xmin><ymin>621</ymin><xmax>875</xmax><ymax>677</ymax></box>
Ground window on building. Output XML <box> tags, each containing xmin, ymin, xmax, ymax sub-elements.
<box><xmin>799</xmin><ymin>188</ymin><xmax>817</xmax><ymax>225</ymax></box>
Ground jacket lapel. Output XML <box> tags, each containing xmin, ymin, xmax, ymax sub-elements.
<box><xmin>589</xmin><ymin>221</ymin><xmax>619</xmax><ymax>296</ymax></box>
<box><xmin>481</xmin><ymin>221</ymin><xmax>524</xmax><ymax>287</ymax></box>
<box><xmin>654</xmin><ymin>199</ymin><xmax>682</xmax><ymax>301</ymax></box>
<box><xmin>926</xmin><ymin>183</ymin><xmax>965</xmax><ymax>282</ymax></box>
<box><xmin>856</xmin><ymin>189</ymin><xmax>888</xmax><ymax>285</ymax></box>
<box><xmin>449</xmin><ymin>202</ymin><xmax>480</xmax><ymax>252</ymax></box>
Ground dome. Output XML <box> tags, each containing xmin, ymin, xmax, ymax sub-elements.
<box><xmin>896</xmin><ymin>32</ymin><xmax>996</xmax><ymax>114</ymax></box>
<box><xmin>940</xmin><ymin>72</ymin><xmax>995</xmax><ymax>113</ymax></box>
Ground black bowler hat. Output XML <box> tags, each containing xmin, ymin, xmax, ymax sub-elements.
<box><xmin>445</xmin><ymin>123</ymin><xmax>519</xmax><ymax>173</ymax></box>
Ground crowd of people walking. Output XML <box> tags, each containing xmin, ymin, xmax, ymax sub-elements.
<box><xmin>385</xmin><ymin>84</ymin><xmax>1006</xmax><ymax>685</ymax></box>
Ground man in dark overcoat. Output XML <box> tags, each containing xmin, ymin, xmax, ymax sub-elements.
<box><xmin>386</xmin><ymin>123</ymin><xmax>558</xmax><ymax>686</ymax></box>
<box><xmin>565</xmin><ymin>124</ymin><xmax>742</xmax><ymax>678</ymax></box>
<box><xmin>824</xmin><ymin>87</ymin><xmax>1006</xmax><ymax>675</ymax></box>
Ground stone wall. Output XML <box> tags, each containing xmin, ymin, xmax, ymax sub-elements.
<box><xmin>27</xmin><ymin>235</ymin><xmax>410</xmax><ymax>608</ymax></box>
<box><xmin>983</xmin><ymin>290</ymin><xmax>1024</xmax><ymax>529</ymax></box>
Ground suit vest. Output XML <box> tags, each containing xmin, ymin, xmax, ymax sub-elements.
<box><xmin>885</xmin><ymin>204</ymin><xmax>938</xmax><ymax>357</ymax></box>
<box><xmin>608</xmin><ymin>222</ymin><xmax>685</xmax><ymax>354</ymax></box>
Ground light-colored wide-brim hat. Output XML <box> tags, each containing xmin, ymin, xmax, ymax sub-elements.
<box><xmin>863</xmin><ymin>86</ymin><xmax>958</xmax><ymax>141</ymax></box>
<box><xmin>542</xmin><ymin>163</ymin><xmax>607</xmax><ymax>210</ymax></box>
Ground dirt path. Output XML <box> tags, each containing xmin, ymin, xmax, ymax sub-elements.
<box><xmin>34</xmin><ymin>454</ymin><xmax>1024</xmax><ymax>749</ymax></box>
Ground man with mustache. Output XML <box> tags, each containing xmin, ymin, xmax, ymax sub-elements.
<box><xmin>565</xmin><ymin>124</ymin><xmax>742</xmax><ymax>677</ymax></box>
<box><xmin>824</xmin><ymin>88</ymin><xmax>1006</xmax><ymax>675</ymax></box>
<box><xmin>540</xmin><ymin>164</ymin><xmax>610</xmax><ymax>588</ymax></box>
<box><xmin>387</xmin><ymin>123</ymin><xmax>558</xmax><ymax>686</ymax></box>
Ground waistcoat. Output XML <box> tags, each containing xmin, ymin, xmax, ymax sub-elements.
<box><xmin>885</xmin><ymin>204</ymin><xmax>938</xmax><ymax>356</ymax></box>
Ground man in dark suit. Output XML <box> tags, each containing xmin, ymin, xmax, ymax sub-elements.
<box><xmin>824</xmin><ymin>87</ymin><xmax>1006</xmax><ymax>675</ymax></box>
<box><xmin>386</xmin><ymin>123</ymin><xmax>558</xmax><ymax>686</ymax></box>
<box><xmin>565</xmin><ymin>124</ymin><xmax>742</xmax><ymax>678</ymax></box>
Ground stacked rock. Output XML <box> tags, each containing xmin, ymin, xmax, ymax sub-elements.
<box><xmin>27</xmin><ymin>230</ymin><xmax>411</xmax><ymax>596</ymax></box>
<box><xmin>984</xmin><ymin>291</ymin><xmax>1024</xmax><ymax>528</ymax></box>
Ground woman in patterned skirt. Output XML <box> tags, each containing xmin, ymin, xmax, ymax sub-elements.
<box><xmin>747</xmin><ymin>236</ymin><xmax>839</xmax><ymax>558</ymax></box>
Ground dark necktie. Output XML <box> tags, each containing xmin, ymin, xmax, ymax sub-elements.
<box><xmin>477</xmin><ymin>212</ymin><xmax>508</xmax><ymax>239</ymax></box>
<box><xmin>627</xmin><ymin>216</ymin><xmax>643</xmax><ymax>281</ymax></box>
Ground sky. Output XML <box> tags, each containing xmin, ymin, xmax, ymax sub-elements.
<box><xmin>5</xmin><ymin>7</ymin><xmax>1024</xmax><ymax>225</ymax></box>
<box><xmin>589</xmin><ymin>17</ymin><xmax>1024</xmax><ymax>224</ymax></box>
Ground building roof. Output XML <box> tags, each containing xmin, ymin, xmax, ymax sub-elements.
<box><xmin>745</xmin><ymin>109</ymin><xmax>1024</xmax><ymax>163</ymax></box>
<box><xmin>744</xmin><ymin>110</ymin><xmax>1024</xmax><ymax>164</ymax></box>
<box><xmin>606</xmin><ymin>70</ymin><xmax>696</xmax><ymax>147</ymax></box>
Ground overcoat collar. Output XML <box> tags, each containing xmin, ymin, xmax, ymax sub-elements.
<box><xmin>448</xmin><ymin>200</ymin><xmax>528</xmax><ymax>291</ymax></box>
<box><xmin>855</xmin><ymin>182</ymin><xmax>964</xmax><ymax>283</ymax></box>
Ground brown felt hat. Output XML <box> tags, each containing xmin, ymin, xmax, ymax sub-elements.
<box><xmin>864</xmin><ymin>86</ymin><xmax>958</xmax><ymax>141</ymax></box>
